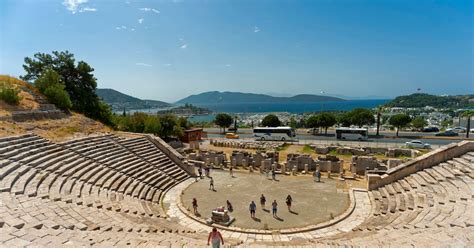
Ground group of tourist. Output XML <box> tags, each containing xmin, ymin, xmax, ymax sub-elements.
<box><xmin>251</xmin><ymin>194</ymin><xmax>293</xmax><ymax>218</ymax></box>
<box><xmin>198</xmin><ymin>165</ymin><xmax>212</xmax><ymax>179</ymax></box>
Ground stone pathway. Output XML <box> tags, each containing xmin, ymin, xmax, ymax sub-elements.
<box><xmin>163</xmin><ymin>178</ymin><xmax>372</xmax><ymax>245</ymax></box>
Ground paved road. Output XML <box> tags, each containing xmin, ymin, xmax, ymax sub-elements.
<box><xmin>204</xmin><ymin>128</ymin><xmax>467</xmax><ymax>146</ymax></box>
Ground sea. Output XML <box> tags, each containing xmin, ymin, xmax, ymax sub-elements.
<box><xmin>186</xmin><ymin>99</ymin><xmax>389</xmax><ymax>122</ymax></box>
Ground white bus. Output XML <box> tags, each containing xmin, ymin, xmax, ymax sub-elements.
<box><xmin>335</xmin><ymin>127</ymin><xmax>369</xmax><ymax>141</ymax></box>
<box><xmin>253</xmin><ymin>127</ymin><xmax>296</xmax><ymax>141</ymax></box>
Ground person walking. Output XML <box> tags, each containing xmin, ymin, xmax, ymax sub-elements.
<box><xmin>209</xmin><ymin>177</ymin><xmax>215</xmax><ymax>190</ymax></box>
<box><xmin>316</xmin><ymin>169</ymin><xmax>321</xmax><ymax>182</ymax></box>
<box><xmin>198</xmin><ymin>166</ymin><xmax>203</xmax><ymax>179</ymax></box>
<box><xmin>226</xmin><ymin>200</ymin><xmax>233</xmax><ymax>212</ymax></box>
<box><xmin>272</xmin><ymin>200</ymin><xmax>278</xmax><ymax>217</ymax></box>
<box><xmin>229</xmin><ymin>166</ymin><xmax>233</xmax><ymax>177</ymax></box>
<box><xmin>260</xmin><ymin>194</ymin><xmax>266</xmax><ymax>210</ymax></box>
<box><xmin>207</xmin><ymin>227</ymin><xmax>224</xmax><ymax>248</ymax></box>
<box><xmin>271</xmin><ymin>169</ymin><xmax>276</xmax><ymax>180</ymax></box>
<box><xmin>286</xmin><ymin>195</ymin><xmax>293</xmax><ymax>211</ymax></box>
<box><xmin>192</xmin><ymin>198</ymin><xmax>198</xmax><ymax>215</ymax></box>
<box><xmin>249</xmin><ymin>201</ymin><xmax>257</xmax><ymax>218</ymax></box>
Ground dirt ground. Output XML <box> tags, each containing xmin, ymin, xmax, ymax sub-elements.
<box><xmin>182</xmin><ymin>170</ymin><xmax>350</xmax><ymax>230</ymax></box>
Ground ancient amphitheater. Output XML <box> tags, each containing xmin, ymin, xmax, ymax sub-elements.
<box><xmin>0</xmin><ymin>133</ymin><xmax>473</xmax><ymax>247</ymax></box>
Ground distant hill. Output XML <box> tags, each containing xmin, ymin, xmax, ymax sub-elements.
<box><xmin>385</xmin><ymin>93</ymin><xmax>474</xmax><ymax>108</ymax></box>
<box><xmin>96</xmin><ymin>89</ymin><xmax>171</xmax><ymax>111</ymax></box>
<box><xmin>176</xmin><ymin>91</ymin><xmax>345</xmax><ymax>105</ymax></box>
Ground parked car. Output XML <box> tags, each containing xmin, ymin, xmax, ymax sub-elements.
<box><xmin>422</xmin><ymin>127</ymin><xmax>439</xmax><ymax>132</ymax></box>
<box><xmin>405</xmin><ymin>140</ymin><xmax>431</xmax><ymax>149</ymax></box>
<box><xmin>306</xmin><ymin>128</ymin><xmax>320</xmax><ymax>134</ymax></box>
<box><xmin>225</xmin><ymin>133</ymin><xmax>239</xmax><ymax>139</ymax></box>
<box><xmin>447</xmin><ymin>127</ymin><xmax>467</xmax><ymax>133</ymax></box>
<box><xmin>435</xmin><ymin>130</ymin><xmax>459</xmax><ymax>137</ymax></box>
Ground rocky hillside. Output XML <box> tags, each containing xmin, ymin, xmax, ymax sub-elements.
<box><xmin>0</xmin><ymin>75</ymin><xmax>111</xmax><ymax>141</ymax></box>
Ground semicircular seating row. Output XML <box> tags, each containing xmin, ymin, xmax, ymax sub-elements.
<box><xmin>311</xmin><ymin>151</ymin><xmax>474</xmax><ymax>247</ymax></box>
<box><xmin>0</xmin><ymin>134</ymin><xmax>209</xmax><ymax>246</ymax></box>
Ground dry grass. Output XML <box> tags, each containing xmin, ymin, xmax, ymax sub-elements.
<box><xmin>0</xmin><ymin>113</ymin><xmax>112</xmax><ymax>142</ymax></box>
<box><xmin>0</xmin><ymin>75</ymin><xmax>41</xmax><ymax>116</ymax></box>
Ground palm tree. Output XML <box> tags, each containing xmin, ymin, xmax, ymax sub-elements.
<box><xmin>376</xmin><ymin>106</ymin><xmax>384</xmax><ymax>136</ymax></box>
<box><xmin>461</xmin><ymin>110</ymin><xmax>474</xmax><ymax>138</ymax></box>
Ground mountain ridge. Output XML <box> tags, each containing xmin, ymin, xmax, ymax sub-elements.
<box><xmin>176</xmin><ymin>91</ymin><xmax>345</xmax><ymax>104</ymax></box>
<box><xmin>96</xmin><ymin>88</ymin><xmax>171</xmax><ymax>111</ymax></box>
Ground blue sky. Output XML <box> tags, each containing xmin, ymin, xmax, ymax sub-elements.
<box><xmin>1</xmin><ymin>0</ymin><xmax>472</xmax><ymax>102</ymax></box>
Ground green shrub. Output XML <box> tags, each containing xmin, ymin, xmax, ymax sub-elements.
<box><xmin>43</xmin><ymin>84</ymin><xmax>72</xmax><ymax>110</ymax></box>
<box><xmin>35</xmin><ymin>69</ymin><xmax>60</xmax><ymax>93</ymax></box>
<box><xmin>0</xmin><ymin>84</ymin><xmax>22</xmax><ymax>105</ymax></box>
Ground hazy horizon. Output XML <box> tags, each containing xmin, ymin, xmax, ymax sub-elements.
<box><xmin>1</xmin><ymin>0</ymin><xmax>473</xmax><ymax>102</ymax></box>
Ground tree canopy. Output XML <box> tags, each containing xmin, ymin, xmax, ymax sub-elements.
<box><xmin>35</xmin><ymin>69</ymin><xmax>72</xmax><ymax>110</ymax></box>
<box><xmin>214</xmin><ymin>113</ymin><xmax>233</xmax><ymax>133</ymax></box>
<box><xmin>114</xmin><ymin>112</ymin><xmax>187</xmax><ymax>138</ymax></box>
<box><xmin>21</xmin><ymin>51</ymin><xmax>113</xmax><ymax>125</ymax></box>
<box><xmin>389</xmin><ymin>114</ymin><xmax>412</xmax><ymax>136</ymax></box>
<box><xmin>261</xmin><ymin>114</ymin><xmax>281</xmax><ymax>127</ymax></box>
<box><xmin>411</xmin><ymin>116</ymin><xmax>427</xmax><ymax>131</ymax></box>
<box><xmin>316</xmin><ymin>112</ymin><xmax>337</xmax><ymax>134</ymax></box>
<box><xmin>339</xmin><ymin>108</ymin><xmax>375</xmax><ymax>127</ymax></box>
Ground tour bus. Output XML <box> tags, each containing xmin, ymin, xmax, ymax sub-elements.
<box><xmin>253</xmin><ymin>126</ymin><xmax>296</xmax><ymax>141</ymax></box>
<box><xmin>335</xmin><ymin>127</ymin><xmax>369</xmax><ymax>141</ymax></box>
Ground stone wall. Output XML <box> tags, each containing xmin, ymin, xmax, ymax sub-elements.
<box><xmin>11</xmin><ymin>110</ymin><xmax>67</xmax><ymax>122</ymax></box>
<box><xmin>367</xmin><ymin>141</ymin><xmax>474</xmax><ymax>190</ymax></box>
<box><xmin>188</xmin><ymin>150</ymin><xmax>227</xmax><ymax>167</ymax></box>
<box><xmin>146</xmin><ymin>134</ymin><xmax>196</xmax><ymax>176</ymax></box>
<box><xmin>315</xmin><ymin>145</ymin><xmax>418</xmax><ymax>158</ymax></box>
<box><xmin>210</xmin><ymin>139</ymin><xmax>283</xmax><ymax>150</ymax></box>
<box><xmin>350</xmin><ymin>156</ymin><xmax>383</xmax><ymax>175</ymax></box>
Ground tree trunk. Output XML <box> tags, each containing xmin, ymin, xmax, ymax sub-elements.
<box><xmin>325</xmin><ymin>127</ymin><xmax>328</xmax><ymax>135</ymax></box>
<box><xmin>376</xmin><ymin>112</ymin><xmax>381</xmax><ymax>136</ymax></box>
<box><xmin>396</xmin><ymin>127</ymin><xmax>399</xmax><ymax>137</ymax></box>
<box><xmin>467</xmin><ymin>116</ymin><xmax>471</xmax><ymax>139</ymax></box>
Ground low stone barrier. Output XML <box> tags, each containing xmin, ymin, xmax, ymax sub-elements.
<box><xmin>11</xmin><ymin>110</ymin><xmax>67</xmax><ymax>122</ymax></box>
<box><xmin>210</xmin><ymin>139</ymin><xmax>284</xmax><ymax>150</ymax></box>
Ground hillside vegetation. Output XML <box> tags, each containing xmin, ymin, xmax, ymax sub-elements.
<box><xmin>96</xmin><ymin>88</ymin><xmax>170</xmax><ymax>111</ymax></box>
<box><xmin>0</xmin><ymin>75</ymin><xmax>42</xmax><ymax>116</ymax></box>
<box><xmin>385</xmin><ymin>93</ymin><xmax>474</xmax><ymax>108</ymax></box>
<box><xmin>0</xmin><ymin>75</ymin><xmax>111</xmax><ymax>141</ymax></box>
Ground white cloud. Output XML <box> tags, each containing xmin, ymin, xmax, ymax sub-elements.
<box><xmin>63</xmin><ymin>0</ymin><xmax>97</xmax><ymax>14</ymax></box>
<box><xmin>180</xmin><ymin>44</ymin><xmax>188</xmax><ymax>49</ymax></box>
<box><xmin>115</xmin><ymin>25</ymin><xmax>127</xmax><ymax>30</ymax></box>
<box><xmin>254</xmin><ymin>26</ymin><xmax>260</xmax><ymax>33</ymax></box>
<box><xmin>139</xmin><ymin>7</ymin><xmax>160</xmax><ymax>14</ymax></box>
<box><xmin>138</xmin><ymin>18</ymin><xmax>144</xmax><ymax>24</ymax></box>
<box><xmin>79</xmin><ymin>7</ymin><xmax>97</xmax><ymax>12</ymax></box>
<box><xmin>136</xmin><ymin>62</ymin><xmax>152</xmax><ymax>67</ymax></box>
<box><xmin>163</xmin><ymin>63</ymin><xmax>172</xmax><ymax>67</ymax></box>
